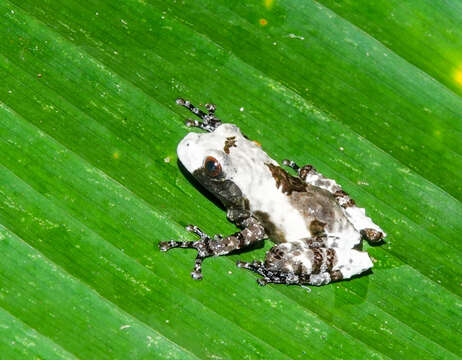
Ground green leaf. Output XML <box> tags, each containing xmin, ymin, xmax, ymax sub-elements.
<box><xmin>0</xmin><ymin>0</ymin><xmax>461</xmax><ymax>358</ymax></box>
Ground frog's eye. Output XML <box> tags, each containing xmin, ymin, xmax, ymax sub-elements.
<box><xmin>204</xmin><ymin>156</ymin><xmax>222</xmax><ymax>177</ymax></box>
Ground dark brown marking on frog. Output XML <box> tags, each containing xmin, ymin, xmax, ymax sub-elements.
<box><xmin>254</xmin><ymin>210</ymin><xmax>286</xmax><ymax>243</ymax></box>
<box><xmin>334</xmin><ymin>189</ymin><xmax>356</xmax><ymax>208</ymax></box>
<box><xmin>264</xmin><ymin>245</ymin><xmax>287</xmax><ymax>271</ymax></box>
<box><xmin>298</xmin><ymin>164</ymin><xmax>314</xmax><ymax>181</ymax></box>
<box><xmin>311</xmin><ymin>248</ymin><xmax>323</xmax><ymax>274</ymax></box>
<box><xmin>293</xmin><ymin>261</ymin><xmax>304</xmax><ymax>276</ymax></box>
<box><xmin>326</xmin><ymin>248</ymin><xmax>336</xmax><ymax>271</ymax></box>
<box><xmin>309</xmin><ymin>219</ymin><xmax>327</xmax><ymax>237</ymax></box>
<box><xmin>330</xmin><ymin>270</ymin><xmax>343</xmax><ymax>282</ymax></box>
<box><xmin>224</xmin><ymin>136</ymin><xmax>237</xmax><ymax>154</ymax></box>
<box><xmin>289</xmin><ymin>186</ymin><xmax>347</xmax><ymax>235</ymax></box>
<box><xmin>265</xmin><ymin>163</ymin><xmax>307</xmax><ymax>195</ymax></box>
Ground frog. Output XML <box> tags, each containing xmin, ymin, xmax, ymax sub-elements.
<box><xmin>158</xmin><ymin>99</ymin><xmax>386</xmax><ymax>286</ymax></box>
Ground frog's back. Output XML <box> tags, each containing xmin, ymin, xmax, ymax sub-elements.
<box><xmin>248</xmin><ymin>164</ymin><xmax>361</xmax><ymax>249</ymax></box>
<box><xmin>287</xmin><ymin>186</ymin><xmax>360</xmax><ymax>247</ymax></box>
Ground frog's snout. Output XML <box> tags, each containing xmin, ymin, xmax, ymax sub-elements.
<box><xmin>177</xmin><ymin>132</ymin><xmax>202</xmax><ymax>173</ymax></box>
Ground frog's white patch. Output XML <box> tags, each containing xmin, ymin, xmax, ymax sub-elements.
<box><xmin>345</xmin><ymin>206</ymin><xmax>386</xmax><ymax>236</ymax></box>
<box><xmin>334</xmin><ymin>248</ymin><xmax>373</xmax><ymax>279</ymax></box>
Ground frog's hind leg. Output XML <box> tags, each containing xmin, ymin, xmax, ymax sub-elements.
<box><xmin>176</xmin><ymin>98</ymin><xmax>222</xmax><ymax>132</ymax></box>
<box><xmin>237</xmin><ymin>242</ymin><xmax>370</xmax><ymax>286</ymax></box>
<box><xmin>236</xmin><ymin>260</ymin><xmax>298</xmax><ymax>286</ymax></box>
<box><xmin>282</xmin><ymin>159</ymin><xmax>386</xmax><ymax>243</ymax></box>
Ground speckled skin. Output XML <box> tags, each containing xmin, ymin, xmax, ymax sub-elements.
<box><xmin>159</xmin><ymin>99</ymin><xmax>386</xmax><ymax>286</ymax></box>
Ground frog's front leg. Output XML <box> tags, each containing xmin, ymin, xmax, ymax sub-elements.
<box><xmin>159</xmin><ymin>217</ymin><xmax>266</xmax><ymax>280</ymax></box>
<box><xmin>283</xmin><ymin>159</ymin><xmax>385</xmax><ymax>243</ymax></box>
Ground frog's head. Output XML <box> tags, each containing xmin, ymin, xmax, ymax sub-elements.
<box><xmin>177</xmin><ymin>123</ymin><xmax>250</xmax><ymax>210</ymax></box>
<box><xmin>175</xmin><ymin>99</ymin><xmax>276</xmax><ymax>216</ymax></box>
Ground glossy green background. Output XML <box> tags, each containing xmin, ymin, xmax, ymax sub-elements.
<box><xmin>0</xmin><ymin>0</ymin><xmax>461</xmax><ymax>358</ymax></box>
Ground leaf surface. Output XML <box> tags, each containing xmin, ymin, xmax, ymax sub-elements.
<box><xmin>0</xmin><ymin>0</ymin><xmax>461</xmax><ymax>359</ymax></box>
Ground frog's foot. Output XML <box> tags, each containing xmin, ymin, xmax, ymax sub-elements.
<box><xmin>360</xmin><ymin>228</ymin><xmax>384</xmax><ymax>244</ymax></box>
<box><xmin>237</xmin><ymin>259</ymin><xmax>345</xmax><ymax>286</ymax></box>
<box><xmin>159</xmin><ymin>225</ymin><xmax>220</xmax><ymax>280</ymax></box>
<box><xmin>236</xmin><ymin>260</ymin><xmax>301</xmax><ymax>286</ymax></box>
<box><xmin>176</xmin><ymin>98</ymin><xmax>222</xmax><ymax>132</ymax></box>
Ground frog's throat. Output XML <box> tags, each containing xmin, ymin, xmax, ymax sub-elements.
<box><xmin>192</xmin><ymin>168</ymin><xmax>247</xmax><ymax>211</ymax></box>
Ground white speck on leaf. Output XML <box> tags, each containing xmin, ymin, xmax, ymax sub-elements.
<box><xmin>288</xmin><ymin>33</ymin><xmax>305</xmax><ymax>40</ymax></box>
<box><xmin>146</xmin><ymin>336</ymin><xmax>154</xmax><ymax>347</ymax></box>
<box><xmin>357</xmin><ymin>181</ymin><xmax>369</xmax><ymax>186</ymax></box>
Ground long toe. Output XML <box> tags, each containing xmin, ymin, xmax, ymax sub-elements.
<box><xmin>158</xmin><ymin>241</ymin><xmax>171</xmax><ymax>251</ymax></box>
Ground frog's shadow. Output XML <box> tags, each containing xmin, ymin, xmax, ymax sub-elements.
<box><xmin>178</xmin><ymin>160</ymin><xmax>264</xmax><ymax>253</ymax></box>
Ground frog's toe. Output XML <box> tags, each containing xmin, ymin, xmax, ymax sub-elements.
<box><xmin>158</xmin><ymin>240</ymin><xmax>197</xmax><ymax>252</ymax></box>
<box><xmin>185</xmin><ymin>224</ymin><xmax>212</xmax><ymax>240</ymax></box>
<box><xmin>190</xmin><ymin>271</ymin><xmax>203</xmax><ymax>280</ymax></box>
<box><xmin>158</xmin><ymin>240</ymin><xmax>179</xmax><ymax>251</ymax></box>
<box><xmin>158</xmin><ymin>241</ymin><xmax>169</xmax><ymax>251</ymax></box>
<box><xmin>257</xmin><ymin>278</ymin><xmax>269</xmax><ymax>286</ymax></box>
